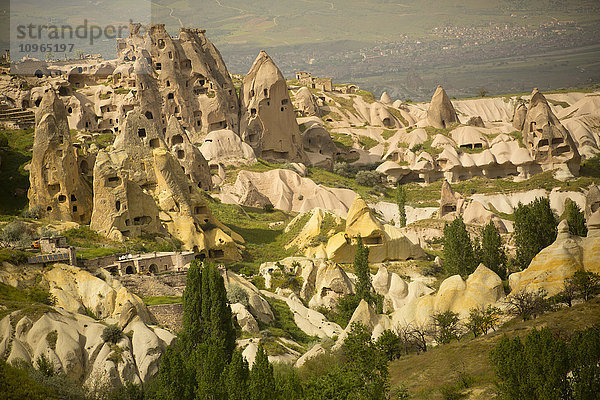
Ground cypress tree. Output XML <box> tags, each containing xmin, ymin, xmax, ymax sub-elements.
<box><xmin>249</xmin><ymin>344</ymin><xmax>276</xmax><ymax>400</ymax></box>
<box><xmin>563</xmin><ymin>199</ymin><xmax>587</xmax><ymax>237</ymax></box>
<box><xmin>442</xmin><ymin>217</ymin><xmax>475</xmax><ymax>277</ymax></box>
<box><xmin>353</xmin><ymin>236</ymin><xmax>372</xmax><ymax>302</ymax></box>
<box><xmin>481</xmin><ymin>221</ymin><xmax>507</xmax><ymax>279</ymax></box>
<box><xmin>514</xmin><ymin>198</ymin><xmax>557</xmax><ymax>268</ymax></box>
<box><xmin>225</xmin><ymin>350</ymin><xmax>250</xmax><ymax>400</ymax></box>
<box><xmin>395</xmin><ymin>184</ymin><xmax>407</xmax><ymax>227</ymax></box>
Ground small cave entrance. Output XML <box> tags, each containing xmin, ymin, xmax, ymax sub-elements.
<box><xmin>149</xmin><ymin>264</ymin><xmax>158</xmax><ymax>274</ymax></box>
<box><xmin>125</xmin><ymin>265</ymin><xmax>134</xmax><ymax>274</ymax></box>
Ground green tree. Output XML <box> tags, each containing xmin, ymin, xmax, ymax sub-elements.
<box><xmin>563</xmin><ymin>199</ymin><xmax>587</xmax><ymax>237</ymax></box>
<box><xmin>395</xmin><ymin>184</ymin><xmax>407</xmax><ymax>227</ymax></box>
<box><xmin>442</xmin><ymin>217</ymin><xmax>475</xmax><ymax>277</ymax></box>
<box><xmin>504</xmin><ymin>289</ymin><xmax>551</xmax><ymax>321</ymax></box>
<box><xmin>343</xmin><ymin>322</ymin><xmax>390</xmax><ymax>400</ymax></box>
<box><xmin>432</xmin><ymin>310</ymin><xmax>460</xmax><ymax>344</ymax></box>
<box><xmin>155</xmin><ymin>261</ymin><xmax>236</xmax><ymax>400</ymax></box>
<box><xmin>225</xmin><ymin>350</ymin><xmax>250</xmax><ymax>400</ymax></box>
<box><xmin>570</xmin><ymin>271</ymin><xmax>600</xmax><ymax>301</ymax></box>
<box><xmin>375</xmin><ymin>329</ymin><xmax>402</xmax><ymax>361</ymax></box>
<box><xmin>249</xmin><ymin>344</ymin><xmax>276</xmax><ymax>400</ymax></box>
<box><xmin>491</xmin><ymin>328</ymin><xmax>571</xmax><ymax>400</ymax></box>
<box><xmin>514</xmin><ymin>198</ymin><xmax>558</xmax><ymax>268</ymax></box>
<box><xmin>480</xmin><ymin>221</ymin><xmax>507</xmax><ymax>279</ymax></box>
<box><xmin>353</xmin><ymin>236</ymin><xmax>372</xmax><ymax>303</ymax></box>
<box><xmin>568</xmin><ymin>325</ymin><xmax>600</xmax><ymax>399</ymax></box>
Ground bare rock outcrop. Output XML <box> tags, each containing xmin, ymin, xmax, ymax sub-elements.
<box><xmin>426</xmin><ymin>85</ymin><xmax>459</xmax><ymax>129</ymax></box>
<box><xmin>438</xmin><ymin>180</ymin><xmax>464</xmax><ymax>219</ymax></box>
<box><xmin>509</xmin><ymin>215</ymin><xmax>600</xmax><ymax>296</ymax></box>
<box><xmin>512</xmin><ymin>102</ymin><xmax>527</xmax><ymax>130</ymax></box>
<box><xmin>392</xmin><ymin>264</ymin><xmax>504</xmax><ymax>326</ymax></box>
<box><xmin>522</xmin><ymin>89</ymin><xmax>581</xmax><ymax>176</ymax></box>
<box><xmin>118</xmin><ymin>23</ymin><xmax>239</xmax><ymax>140</ymax></box>
<box><xmin>294</xmin><ymin>87</ymin><xmax>321</xmax><ymax>117</ymax></box>
<box><xmin>239</xmin><ymin>51</ymin><xmax>305</xmax><ymax>162</ymax></box>
<box><xmin>91</xmin><ymin>110</ymin><xmax>242</xmax><ymax>261</ymax></box>
<box><xmin>164</xmin><ymin>116</ymin><xmax>212</xmax><ymax>191</ymax></box>
<box><xmin>28</xmin><ymin>89</ymin><xmax>92</xmax><ymax>223</ymax></box>
<box><xmin>198</xmin><ymin>129</ymin><xmax>256</xmax><ymax>166</ymax></box>
<box><xmin>319</xmin><ymin>197</ymin><xmax>426</xmax><ymax>263</ymax></box>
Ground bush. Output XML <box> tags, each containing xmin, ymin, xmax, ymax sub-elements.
<box><xmin>514</xmin><ymin>198</ymin><xmax>557</xmax><ymax>268</ymax></box>
<box><xmin>263</xmin><ymin>203</ymin><xmax>274</xmax><ymax>212</ymax></box>
<box><xmin>101</xmin><ymin>325</ymin><xmax>123</xmax><ymax>344</ymax></box>
<box><xmin>27</xmin><ymin>286</ymin><xmax>56</xmax><ymax>305</ymax></box>
<box><xmin>355</xmin><ymin>170</ymin><xmax>381</xmax><ymax>186</ymax></box>
<box><xmin>504</xmin><ymin>289</ymin><xmax>551</xmax><ymax>321</ymax></box>
<box><xmin>227</xmin><ymin>284</ymin><xmax>249</xmax><ymax>306</ymax></box>
<box><xmin>432</xmin><ymin>310</ymin><xmax>460</xmax><ymax>344</ymax></box>
<box><xmin>563</xmin><ymin>199</ymin><xmax>587</xmax><ymax>237</ymax></box>
<box><xmin>333</xmin><ymin>162</ymin><xmax>357</xmax><ymax>178</ymax></box>
<box><xmin>21</xmin><ymin>204</ymin><xmax>44</xmax><ymax>219</ymax></box>
<box><xmin>442</xmin><ymin>217</ymin><xmax>475</xmax><ymax>277</ymax></box>
<box><xmin>0</xmin><ymin>221</ymin><xmax>29</xmax><ymax>245</ymax></box>
<box><xmin>251</xmin><ymin>275</ymin><xmax>265</xmax><ymax>290</ymax></box>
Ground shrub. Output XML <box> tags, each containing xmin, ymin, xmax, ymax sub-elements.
<box><xmin>227</xmin><ymin>284</ymin><xmax>249</xmax><ymax>306</ymax></box>
<box><xmin>563</xmin><ymin>198</ymin><xmax>587</xmax><ymax>237</ymax></box>
<box><xmin>504</xmin><ymin>289</ymin><xmax>551</xmax><ymax>321</ymax></box>
<box><xmin>102</xmin><ymin>325</ymin><xmax>123</xmax><ymax>344</ymax></box>
<box><xmin>27</xmin><ymin>286</ymin><xmax>56</xmax><ymax>305</ymax></box>
<box><xmin>355</xmin><ymin>170</ymin><xmax>381</xmax><ymax>186</ymax></box>
<box><xmin>442</xmin><ymin>217</ymin><xmax>476</xmax><ymax>277</ymax></box>
<box><xmin>0</xmin><ymin>221</ymin><xmax>29</xmax><ymax>245</ymax></box>
<box><xmin>432</xmin><ymin>310</ymin><xmax>460</xmax><ymax>344</ymax></box>
<box><xmin>514</xmin><ymin>198</ymin><xmax>557</xmax><ymax>269</ymax></box>
<box><xmin>263</xmin><ymin>203</ymin><xmax>274</xmax><ymax>212</ymax></box>
<box><xmin>22</xmin><ymin>204</ymin><xmax>44</xmax><ymax>219</ymax></box>
<box><xmin>46</xmin><ymin>330</ymin><xmax>58</xmax><ymax>350</ymax></box>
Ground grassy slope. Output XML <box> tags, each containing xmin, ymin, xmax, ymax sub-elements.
<box><xmin>389</xmin><ymin>297</ymin><xmax>600</xmax><ymax>399</ymax></box>
<box><xmin>0</xmin><ymin>129</ymin><xmax>34</xmax><ymax>214</ymax></box>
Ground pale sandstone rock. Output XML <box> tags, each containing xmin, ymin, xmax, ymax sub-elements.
<box><xmin>509</xmin><ymin>213</ymin><xmax>600</xmax><ymax>296</ymax></box>
<box><xmin>28</xmin><ymin>89</ymin><xmax>92</xmax><ymax>223</ymax></box>
<box><xmin>426</xmin><ymin>86</ymin><xmax>459</xmax><ymax>129</ymax></box>
<box><xmin>294</xmin><ymin>343</ymin><xmax>326</xmax><ymax>368</ymax></box>
<box><xmin>231</xmin><ymin>303</ymin><xmax>259</xmax><ymax>333</ymax></box>
<box><xmin>240</xmin><ymin>51</ymin><xmax>305</xmax><ymax>162</ymax></box>
<box><xmin>322</xmin><ymin>197</ymin><xmax>425</xmax><ymax>263</ymax></box>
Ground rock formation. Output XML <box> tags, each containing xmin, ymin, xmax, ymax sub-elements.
<box><xmin>164</xmin><ymin>116</ymin><xmax>212</xmax><ymax>191</ymax></box>
<box><xmin>522</xmin><ymin>89</ymin><xmax>581</xmax><ymax>176</ymax></box>
<box><xmin>28</xmin><ymin>89</ymin><xmax>93</xmax><ymax>223</ymax></box>
<box><xmin>239</xmin><ymin>51</ymin><xmax>305</xmax><ymax>162</ymax></box>
<box><xmin>509</xmin><ymin>214</ymin><xmax>600</xmax><ymax>296</ymax></box>
<box><xmin>426</xmin><ymin>85</ymin><xmax>459</xmax><ymax>129</ymax></box>
<box><xmin>512</xmin><ymin>102</ymin><xmax>527</xmax><ymax>130</ymax></box>
<box><xmin>438</xmin><ymin>180</ymin><xmax>464</xmax><ymax>219</ymax></box>
<box><xmin>294</xmin><ymin>87</ymin><xmax>321</xmax><ymax>117</ymax></box>
<box><xmin>91</xmin><ymin>110</ymin><xmax>241</xmax><ymax>261</ymax></box>
<box><xmin>198</xmin><ymin>129</ymin><xmax>256</xmax><ymax>166</ymax></box>
<box><xmin>0</xmin><ymin>264</ymin><xmax>174</xmax><ymax>390</ymax></box>
<box><xmin>585</xmin><ymin>185</ymin><xmax>600</xmax><ymax>220</ymax></box>
<box><xmin>392</xmin><ymin>264</ymin><xmax>504</xmax><ymax>326</ymax></box>
<box><xmin>317</xmin><ymin>197</ymin><xmax>426</xmax><ymax>263</ymax></box>
<box><xmin>117</xmin><ymin>23</ymin><xmax>239</xmax><ymax>140</ymax></box>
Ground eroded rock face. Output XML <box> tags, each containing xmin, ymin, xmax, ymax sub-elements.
<box><xmin>91</xmin><ymin>110</ymin><xmax>241</xmax><ymax>261</ymax></box>
<box><xmin>509</xmin><ymin>214</ymin><xmax>600</xmax><ymax>296</ymax></box>
<box><xmin>240</xmin><ymin>51</ymin><xmax>306</xmax><ymax>162</ymax></box>
<box><xmin>198</xmin><ymin>129</ymin><xmax>256</xmax><ymax>166</ymax></box>
<box><xmin>426</xmin><ymin>85</ymin><xmax>459</xmax><ymax>129</ymax></box>
<box><xmin>438</xmin><ymin>180</ymin><xmax>464</xmax><ymax>220</ymax></box>
<box><xmin>322</xmin><ymin>197</ymin><xmax>426</xmax><ymax>263</ymax></box>
<box><xmin>0</xmin><ymin>265</ymin><xmax>175</xmax><ymax>391</ymax></box>
<box><xmin>522</xmin><ymin>89</ymin><xmax>581</xmax><ymax>175</ymax></box>
<box><xmin>391</xmin><ymin>264</ymin><xmax>504</xmax><ymax>326</ymax></box>
<box><xmin>164</xmin><ymin>117</ymin><xmax>212</xmax><ymax>191</ymax></box>
<box><xmin>294</xmin><ymin>87</ymin><xmax>321</xmax><ymax>117</ymax></box>
<box><xmin>28</xmin><ymin>89</ymin><xmax>92</xmax><ymax>223</ymax></box>
<box><xmin>118</xmin><ymin>23</ymin><xmax>239</xmax><ymax>140</ymax></box>
<box><xmin>512</xmin><ymin>102</ymin><xmax>527</xmax><ymax>130</ymax></box>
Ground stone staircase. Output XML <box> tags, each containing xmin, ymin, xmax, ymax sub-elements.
<box><xmin>0</xmin><ymin>106</ymin><xmax>35</xmax><ymax>128</ymax></box>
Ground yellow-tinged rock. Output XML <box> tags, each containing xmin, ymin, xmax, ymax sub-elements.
<box><xmin>509</xmin><ymin>214</ymin><xmax>600</xmax><ymax>295</ymax></box>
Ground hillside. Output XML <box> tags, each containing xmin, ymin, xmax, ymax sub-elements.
<box><xmin>390</xmin><ymin>297</ymin><xmax>600</xmax><ymax>399</ymax></box>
